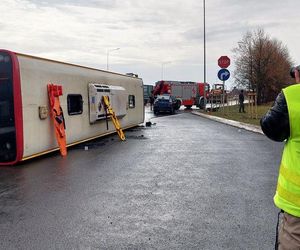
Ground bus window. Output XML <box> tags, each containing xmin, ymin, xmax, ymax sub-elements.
<box><xmin>67</xmin><ymin>94</ymin><xmax>83</xmax><ymax>115</ymax></box>
<box><xmin>128</xmin><ymin>95</ymin><xmax>135</xmax><ymax>108</ymax></box>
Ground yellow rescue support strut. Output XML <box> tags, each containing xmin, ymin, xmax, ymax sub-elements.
<box><xmin>102</xmin><ymin>95</ymin><xmax>126</xmax><ymax>141</ymax></box>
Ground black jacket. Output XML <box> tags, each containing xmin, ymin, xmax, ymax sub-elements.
<box><xmin>239</xmin><ymin>93</ymin><xmax>244</xmax><ymax>103</ymax></box>
<box><xmin>260</xmin><ymin>91</ymin><xmax>290</xmax><ymax>142</ymax></box>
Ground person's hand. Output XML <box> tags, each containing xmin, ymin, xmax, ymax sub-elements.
<box><xmin>295</xmin><ymin>68</ymin><xmax>300</xmax><ymax>83</ymax></box>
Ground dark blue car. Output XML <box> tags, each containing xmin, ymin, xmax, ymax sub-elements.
<box><xmin>153</xmin><ymin>95</ymin><xmax>177</xmax><ymax>115</ymax></box>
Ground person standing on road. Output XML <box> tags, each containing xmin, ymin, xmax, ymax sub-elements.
<box><xmin>149</xmin><ymin>90</ymin><xmax>155</xmax><ymax>111</ymax></box>
<box><xmin>260</xmin><ymin>68</ymin><xmax>300</xmax><ymax>249</ymax></box>
<box><xmin>239</xmin><ymin>90</ymin><xmax>245</xmax><ymax>113</ymax></box>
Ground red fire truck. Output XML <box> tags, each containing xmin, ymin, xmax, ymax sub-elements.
<box><xmin>153</xmin><ymin>81</ymin><xmax>209</xmax><ymax>109</ymax></box>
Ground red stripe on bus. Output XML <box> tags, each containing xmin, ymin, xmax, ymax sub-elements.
<box><xmin>0</xmin><ymin>50</ymin><xmax>24</xmax><ymax>165</ymax></box>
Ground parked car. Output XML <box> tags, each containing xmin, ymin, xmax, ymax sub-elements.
<box><xmin>153</xmin><ymin>95</ymin><xmax>177</xmax><ymax>115</ymax></box>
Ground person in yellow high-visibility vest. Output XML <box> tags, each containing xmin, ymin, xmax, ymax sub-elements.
<box><xmin>261</xmin><ymin>68</ymin><xmax>300</xmax><ymax>249</ymax></box>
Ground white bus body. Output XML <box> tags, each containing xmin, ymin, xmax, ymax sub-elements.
<box><xmin>0</xmin><ymin>50</ymin><xmax>144</xmax><ymax>165</ymax></box>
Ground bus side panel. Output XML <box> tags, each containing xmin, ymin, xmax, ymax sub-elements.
<box><xmin>17</xmin><ymin>55</ymin><xmax>143</xmax><ymax>159</ymax></box>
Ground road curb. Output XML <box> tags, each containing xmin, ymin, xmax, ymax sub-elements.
<box><xmin>191</xmin><ymin>111</ymin><xmax>264</xmax><ymax>135</ymax></box>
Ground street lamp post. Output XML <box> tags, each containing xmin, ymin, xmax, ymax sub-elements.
<box><xmin>203</xmin><ymin>0</ymin><xmax>207</xmax><ymax>109</ymax></box>
<box><xmin>161</xmin><ymin>61</ymin><xmax>172</xmax><ymax>80</ymax></box>
<box><xmin>106</xmin><ymin>48</ymin><xmax>120</xmax><ymax>70</ymax></box>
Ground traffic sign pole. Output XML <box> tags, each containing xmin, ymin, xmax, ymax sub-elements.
<box><xmin>222</xmin><ymin>80</ymin><xmax>225</xmax><ymax>113</ymax></box>
<box><xmin>217</xmin><ymin>56</ymin><xmax>230</xmax><ymax>113</ymax></box>
<box><xmin>216</xmin><ymin>55</ymin><xmax>231</xmax><ymax>113</ymax></box>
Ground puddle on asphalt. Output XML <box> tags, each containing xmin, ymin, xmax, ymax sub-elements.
<box><xmin>125</xmin><ymin>135</ymin><xmax>148</xmax><ymax>140</ymax></box>
<box><xmin>70</xmin><ymin>128</ymin><xmax>149</xmax><ymax>151</ymax></box>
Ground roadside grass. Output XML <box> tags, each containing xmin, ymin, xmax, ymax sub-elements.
<box><xmin>200</xmin><ymin>102</ymin><xmax>273</xmax><ymax>126</ymax></box>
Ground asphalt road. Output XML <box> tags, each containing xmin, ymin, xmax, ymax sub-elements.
<box><xmin>0</xmin><ymin>108</ymin><xmax>283</xmax><ymax>249</ymax></box>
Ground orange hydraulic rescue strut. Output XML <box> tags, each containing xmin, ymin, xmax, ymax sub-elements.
<box><xmin>102</xmin><ymin>95</ymin><xmax>126</xmax><ymax>141</ymax></box>
<box><xmin>47</xmin><ymin>83</ymin><xmax>67</xmax><ymax>156</ymax></box>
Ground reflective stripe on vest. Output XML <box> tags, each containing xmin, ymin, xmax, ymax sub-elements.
<box><xmin>280</xmin><ymin>163</ymin><xmax>300</xmax><ymax>187</ymax></box>
<box><xmin>277</xmin><ymin>163</ymin><xmax>300</xmax><ymax>208</ymax></box>
<box><xmin>274</xmin><ymin>84</ymin><xmax>300</xmax><ymax>217</ymax></box>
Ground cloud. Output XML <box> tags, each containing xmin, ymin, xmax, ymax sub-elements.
<box><xmin>28</xmin><ymin>0</ymin><xmax>118</xmax><ymax>8</ymax></box>
<box><xmin>0</xmin><ymin>0</ymin><xmax>299</xmax><ymax>87</ymax></box>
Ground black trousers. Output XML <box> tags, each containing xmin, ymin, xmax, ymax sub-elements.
<box><xmin>239</xmin><ymin>102</ymin><xmax>245</xmax><ymax>113</ymax></box>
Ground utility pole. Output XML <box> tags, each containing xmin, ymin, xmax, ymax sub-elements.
<box><xmin>161</xmin><ymin>61</ymin><xmax>172</xmax><ymax>80</ymax></box>
<box><xmin>106</xmin><ymin>48</ymin><xmax>120</xmax><ymax>70</ymax></box>
<box><xmin>203</xmin><ymin>0</ymin><xmax>207</xmax><ymax>110</ymax></box>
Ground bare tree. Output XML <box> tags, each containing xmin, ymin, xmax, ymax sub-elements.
<box><xmin>233</xmin><ymin>29</ymin><xmax>293</xmax><ymax>104</ymax></box>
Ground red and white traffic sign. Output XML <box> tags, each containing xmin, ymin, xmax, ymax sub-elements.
<box><xmin>218</xmin><ymin>56</ymin><xmax>230</xmax><ymax>68</ymax></box>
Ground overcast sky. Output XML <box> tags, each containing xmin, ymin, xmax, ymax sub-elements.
<box><xmin>1</xmin><ymin>0</ymin><xmax>299</xmax><ymax>88</ymax></box>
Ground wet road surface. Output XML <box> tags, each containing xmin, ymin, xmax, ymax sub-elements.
<box><xmin>0</xmin><ymin>108</ymin><xmax>283</xmax><ymax>249</ymax></box>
